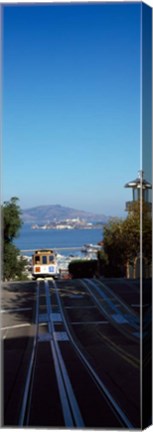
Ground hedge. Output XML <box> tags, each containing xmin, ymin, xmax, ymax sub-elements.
<box><xmin>68</xmin><ymin>259</ymin><xmax>98</xmax><ymax>278</ymax></box>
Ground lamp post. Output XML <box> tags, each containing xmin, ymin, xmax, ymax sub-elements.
<box><xmin>124</xmin><ymin>170</ymin><xmax>152</xmax><ymax>213</ymax></box>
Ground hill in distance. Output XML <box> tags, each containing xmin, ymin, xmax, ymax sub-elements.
<box><xmin>21</xmin><ymin>204</ymin><xmax>109</xmax><ymax>224</ymax></box>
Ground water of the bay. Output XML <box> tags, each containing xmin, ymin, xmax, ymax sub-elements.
<box><xmin>14</xmin><ymin>224</ymin><xmax>103</xmax><ymax>257</ymax></box>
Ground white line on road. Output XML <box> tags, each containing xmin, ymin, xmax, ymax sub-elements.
<box><xmin>1</xmin><ymin>307</ymin><xmax>32</xmax><ymax>313</ymax></box>
<box><xmin>1</xmin><ymin>323</ymin><xmax>31</xmax><ymax>331</ymax></box>
<box><xmin>3</xmin><ymin>330</ymin><xmax>8</xmax><ymax>340</ymax></box>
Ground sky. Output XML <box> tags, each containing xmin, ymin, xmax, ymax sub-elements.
<box><xmin>2</xmin><ymin>2</ymin><xmax>152</xmax><ymax>216</ymax></box>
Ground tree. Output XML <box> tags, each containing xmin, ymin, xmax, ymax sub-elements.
<box><xmin>2</xmin><ymin>197</ymin><xmax>27</xmax><ymax>280</ymax></box>
<box><xmin>97</xmin><ymin>249</ymin><xmax>109</xmax><ymax>276</ymax></box>
<box><xmin>3</xmin><ymin>197</ymin><xmax>23</xmax><ymax>242</ymax></box>
<box><xmin>142</xmin><ymin>202</ymin><xmax>152</xmax><ymax>266</ymax></box>
<box><xmin>102</xmin><ymin>218</ymin><xmax>126</xmax><ymax>276</ymax></box>
<box><xmin>98</xmin><ymin>200</ymin><xmax>152</xmax><ymax>278</ymax></box>
<box><xmin>123</xmin><ymin>201</ymin><xmax>152</xmax><ymax>275</ymax></box>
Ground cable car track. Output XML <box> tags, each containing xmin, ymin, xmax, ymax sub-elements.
<box><xmin>18</xmin><ymin>283</ymin><xmax>40</xmax><ymax>426</ymax></box>
<box><xmin>53</xmin><ymin>278</ymin><xmax>140</xmax><ymax>427</ymax></box>
<box><xmin>18</xmin><ymin>280</ymin><xmax>84</xmax><ymax>427</ymax></box>
<box><xmin>51</xmin><ymin>279</ymin><xmax>135</xmax><ymax>429</ymax></box>
<box><xmin>56</xmin><ymin>278</ymin><xmax>140</xmax><ymax>368</ymax></box>
<box><xmin>4</xmin><ymin>279</ymin><xmax>139</xmax><ymax>428</ymax></box>
<box><xmin>81</xmin><ymin>279</ymin><xmax>140</xmax><ymax>342</ymax></box>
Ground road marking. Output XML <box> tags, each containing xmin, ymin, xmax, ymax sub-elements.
<box><xmin>38</xmin><ymin>333</ymin><xmax>52</xmax><ymax>342</ymax></box>
<box><xmin>96</xmin><ymin>330</ymin><xmax>140</xmax><ymax>368</ymax></box>
<box><xmin>71</xmin><ymin>320</ymin><xmax>109</xmax><ymax>325</ymax></box>
<box><xmin>65</xmin><ymin>305</ymin><xmax>96</xmax><ymax>309</ymax></box>
<box><xmin>112</xmin><ymin>314</ymin><xmax>129</xmax><ymax>324</ymax></box>
<box><xmin>19</xmin><ymin>283</ymin><xmax>40</xmax><ymax>426</ymax></box>
<box><xmin>2</xmin><ymin>330</ymin><xmax>8</xmax><ymax>340</ymax></box>
<box><xmin>39</xmin><ymin>312</ymin><xmax>63</xmax><ymax>323</ymax></box>
<box><xmin>1</xmin><ymin>307</ymin><xmax>32</xmax><ymax>313</ymax></box>
<box><xmin>131</xmin><ymin>304</ymin><xmax>149</xmax><ymax>308</ymax></box>
<box><xmin>98</xmin><ymin>279</ymin><xmax>139</xmax><ymax>321</ymax></box>
<box><xmin>51</xmin><ymin>312</ymin><xmax>62</xmax><ymax>322</ymax></box>
<box><xmin>39</xmin><ymin>313</ymin><xmax>48</xmax><ymax>323</ymax></box>
<box><xmin>84</xmin><ymin>279</ymin><xmax>139</xmax><ymax>330</ymax></box>
<box><xmin>53</xmin><ymin>279</ymin><xmax>134</xmax><ymax>429</ymax></box>
<box><xmin>1</xmin><ymin>323</ymin><xmax>31</xmax><ymax>331</ymax></box>
<box><xmin>53</xmin><ymin>331</ymin><xmax>69</xmax><ymax>341</ymax></box>
<box><xmin>45</xmin><ymin>280</ymin><xmax>84</xmax><ymax>427</ymax></box>
<box><xmin>131</xmin><ymin>304</ymin><xmax>140</xmax><ymax>307</ymax></box>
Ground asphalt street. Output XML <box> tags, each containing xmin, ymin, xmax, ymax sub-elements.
<box><xmin>1</xmin><ymin>277</ymin><xmax>151</xmax><ymax>428</ymax></box>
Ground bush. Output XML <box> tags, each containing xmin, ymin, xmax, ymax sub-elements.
<box><xmin>97</xmin><ymin>249</ymin><xmax>125</xmax><ymax>277</ymax></box>
<box><xmin>3</xmin><ymin>242</ymin><xmax>29</xmax><ymax>281</ymax></box>
<box><xmin>69</xmin><ymin>259</ymin><xmax>98</xmax><ymax>279</ymax></box>
<box><xmin>2</xmin><ymin>197</ymin><xmax>28</xmax><ymax>281</ymax></box>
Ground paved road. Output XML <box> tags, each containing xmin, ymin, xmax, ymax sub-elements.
<box><xmin>1</xmin><ymin>277</ymin><xmax>151</xmax><ymax>428</ymax></box>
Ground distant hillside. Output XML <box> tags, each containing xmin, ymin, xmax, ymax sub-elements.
<box><xmin>21</xmin><ymin>205</ymin><xmax>109</xmax><ymax>224</ymax></box>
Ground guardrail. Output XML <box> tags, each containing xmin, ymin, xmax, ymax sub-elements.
<box><xmin>20</xmin><ymin>247</ymin><xmax>82</xmax><ymax>253</ymax></box>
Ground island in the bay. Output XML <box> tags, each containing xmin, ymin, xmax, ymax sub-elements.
<box><xmin>21</xmin><ymin>204</ymin><xmax>109</xmax><ymax>229</ymax></box>
<box><xmin>31</xmin><ymin>218</ymin><xmax>103</xmax><ymax>230</ymax></box>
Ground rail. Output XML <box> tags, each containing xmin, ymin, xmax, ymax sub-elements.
<box><xmin>20</xmin><ymin>247</ymin><xmax>82</xmax><ymax>253</ymax></box>
<box><xmin>53</xmin><ymin>279</ymin><xmax>134</xmax><ymax>429</ymax></box>
<box><xmin>18</xmin><ymin>280</ymin><xmax>84</xmax><ymax>427</ymax></box>
<box><xmin>82</xmin><ymin>279</ymin><xmax>140</xmax><ymax>343</ymax></box>
<box><xmin>45</xmin><ymin>280</ymin><xmax>84</xmax><ymax>427</ymax></box>
<box><xmin>19</xmin><ymin>283</ymin><xmax>40</xmax><ymax>425</ymax></box>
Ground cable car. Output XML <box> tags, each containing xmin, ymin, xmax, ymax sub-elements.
<box><xmin>32</xmin><ymin>249</ymin><xmax>59</xmax><ymax>279</ymax></box>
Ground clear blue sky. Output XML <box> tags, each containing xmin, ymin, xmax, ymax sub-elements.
<box><xmin>2</xmin><ymin>3</ymin><xmax>143</xmax><ymax>216</ymax></box>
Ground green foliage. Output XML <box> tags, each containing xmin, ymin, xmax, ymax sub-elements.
<box><xmin>2</xmin><ymin>197</ymin><xmax>28</xmax><ymax>281</ymax></box>
<box><xmin>69</xmin><ymin>259</ymin><xmax>97</xmax><ymax>279</ymax></box>
<box><xmin>3</xmin><ymin>197</ymin><xmax>23</xmax><ymax>242</ymax></box>
<box><xmin>102</xmin><ymin>218</ymin><xmax>126</xmax><ymax>276</ymax></box>
<box><xmin>122</xmin><ymin>206</ymin><xmax>140</xmax><ymax>263</ymax></box>
<box><xmin>3</xmin><ymin>242</ymin><xmax>28</xmax><ymax>280</ymax></box>
<box><xmin>3</xmin><ymin>242</ymin><xmax>19</xmax><ymax>280</ymax></box>
<box><xmin>98</xmin><ymin>200</ymin><xmax>152</xmax><ymax>277</ymax></box>
<box><xmin>142</xmin><ymin>218</ymin><xmax>152</xmax><ymax>264</ymax></box>
<box><xmin>97</xmin><ymin>249</ymin><xmax>110</xmax><ymax>277</ymax></box>
<box><xmin>142</xmin><ymin>203</ymin><xmax>152</xmax><ymax>265</ymax></box>
<box><xmin>122</xmin><ymin>200</ymin><xmax>152</xmax><ymax>264</ymax></box>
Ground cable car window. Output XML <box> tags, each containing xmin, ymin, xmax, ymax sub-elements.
<box><xmin>49</xmin><ymin>255</ymin><xmax>54</xmax><ymax>263</ymax></box>
<box><xmin>42</xmin><ymin>255</ymin><xmax>47</xmax><ymax>264</ymax></box>
<box><xmin>35</xmin><ymin>255</ymin><xmax>40</xmax><ymax>264</ymax></box>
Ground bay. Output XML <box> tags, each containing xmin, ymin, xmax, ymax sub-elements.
<box><xmin>14</xmin><ymin>224</ymin><xmax>103</xmax><ymax>257</ymax></box>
